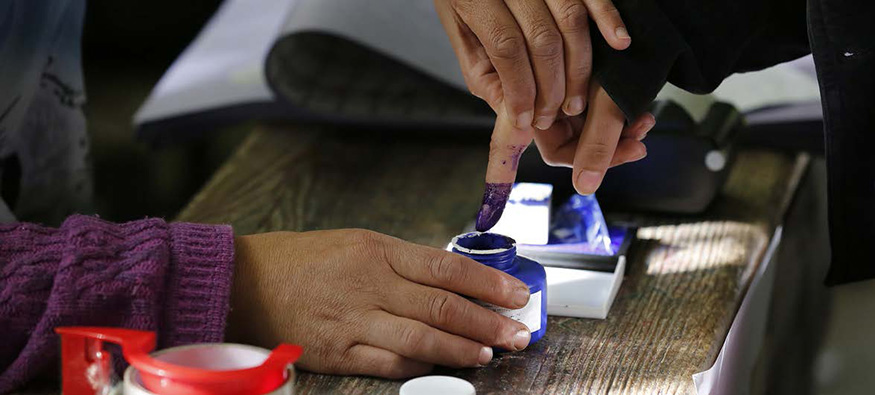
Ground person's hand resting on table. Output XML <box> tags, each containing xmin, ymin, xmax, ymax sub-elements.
<box><xmin>228</xmin><ymin>230</ymin><xmax>533</xmax><ymax>378</ymax></box>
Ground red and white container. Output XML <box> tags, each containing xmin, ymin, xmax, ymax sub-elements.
<box><xmin>56</xmin><ymin>327</ymin><xmax>302</xmax><ymax>395</ymax></box>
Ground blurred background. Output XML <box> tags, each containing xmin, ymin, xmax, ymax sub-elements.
<box><xmin>82</xmin><ymin>0</ymin><xmax>248</xmax><ymax>221</ymax></box>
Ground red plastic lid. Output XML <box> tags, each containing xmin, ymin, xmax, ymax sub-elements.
<box><xmin>56</xmin><ymin>327</ymin><xmax>303</xmax><ymax>395</ymax></box>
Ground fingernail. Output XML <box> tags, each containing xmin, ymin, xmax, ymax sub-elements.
<box><xmin>564</xmin><ymin>97</ymin><xmax>584</xmax><ymax>116</ymax></box>
<box><xmin>478</xmin><ymin>346</ymin><xmax>493</xmax><ymax>366</ymax></box>
<box><xmin>512</xmin><ymin>329</ymin><xmax>531</xmax><ymax>351</ymax></box>
<box><xmin>516</xmin><ymin>111</ymin><xmax>534</xmax><ymax>129</ymax></box>
<box><xmin>534</xmin><ymin>116</ymin><xmax>553</xmax><ymax>130</ymax></box>
<box><xmin>634</xmin><ymin>147</ymin><xmax>648</xmax><ymax>161</ymax></box>
<box><xmin>513</xmin><ymin>286</ymin><xmax>530</xmax><ymax>308</ymax></box>
<box><xmin>576</xmin><ymin>170</ymin><xmax>603</xmax><ymax>194</ymax></box>
<box><xmin>475</xmin><ymin>183</ymin><xmax>513</xmax><ymax>232</ymax></box>
<box><xmin>637</xmin><ymin>118</ymin><xmax>655</xmax><ymax>141</ymax></box>
<box><xmin>616</xmin><ymin>26</ymin><xmax>631</xmax><ymax>40</ymax></box>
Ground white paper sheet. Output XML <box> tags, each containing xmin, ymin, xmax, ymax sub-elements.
<box><xmin>657</xmin><ymin>56</ymin><xmax>820</xmax><ymax>121</ymax></box>
<box><xmin>281</xmin><ymin>0</ymin><xmax>464</xmax><ymax>90</ymax></box>
<box><xmin>692</xmin><ymin>227</ymin><xmax>783</xmax><ymax>394</ymax></box>
<box><xmin>134</xmin><ymin>0</ymin><xmax>295</xmax><ymax>123</ymax></box>
<box><xmin>489</xmin><ymin>183</ymin><xmax>553</xmax><ymax>245</ymax></box>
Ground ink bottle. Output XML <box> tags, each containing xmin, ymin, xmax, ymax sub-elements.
<box><xmin>450</xmin><ymin>232</ymin><xmax>547</xmax><ymax>346</ymax></box>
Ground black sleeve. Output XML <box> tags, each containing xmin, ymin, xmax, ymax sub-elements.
<box><xmin>808</xmin><ymin>0</ymin><xmax>875</xmax><ymax>285</ymax></box>
<box><xmin>592</xmin><ymin>0</ymin><xmax>810</xmax><ymax>120</ymax></box>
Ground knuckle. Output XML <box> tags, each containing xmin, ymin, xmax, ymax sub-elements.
<box><xmin>466</xmin><ymin>84</ymin><xmax>484</xmax><ymax>100</ymax></box>
<box><xmin>462</xmin><ymin>71</ymin><xmax>481</xmax><ymax>93</ymax></box>
<box><xmin>351</xmin><ymin>229</ymin><xmax>389</xmax><ymax>261</ymax></box>
<box><xmin>581</xmin><ymin>139</ymin><xmax>615</xmax><ymax>164</ymax></box>
<box><xmin>584</xmin><ymin>140</ymin><xmax>614</xmax><ymax>160</ymax></box>
<box><xmin>556</xmin><ymin>2</ymin><xmax>589</xmax><ymax>32</ymax></box>
<box><xmin>428</xmin><ymin>293</ymin><xmax>456</xmax><ymax>325</ymax></box>
<box><xmin>427</xmin><ymin>252</ymin><xmax>466</xmax><ymax>284</ymax></box>
<box><xmin>488</xmin><ymin>135</ymin><xmax>502</xmax><ymax>156</ymax></box>
<box><xmin>593</xmin><ymin>2</ymin><xmax>621</xmax><ymax>18</ymax></box>
<box><xmin>483</xmin><ymin>81</ymin><xmax>505</xmax><ymax>107</ymax></box>
<box><xmin>351</xmin><ymin>228</ymin><xmax>381</xmax><ymax>246</ymax></box>
<box><xmin>540</xmin><ymin>90</ymin><xmax>566</xmax><ymax>110</ymax></box>
<box><xmin>461</xmin><ymin>70</ymin><xmax>477</xmax><ymax>89</ymax></box>
<box><xmin>465</xmin><ymin>79</ymin><xmax>494</xmax><ymax>105</ymax></box>
<box><xmin>399</xmin><ymin>325</ymin><xmax>429</xmax><ymax>353</ymax></box>
<box><xmin>571</xmin><ymin>61</ymin><xmax>593</xmax><ymax>79</ymax></box>
<box><xmin>484</xmin><ymin>92</ymin><xmax>502</xmax><ymax>111</ymax></box>
<box><xmin>378</xmin><ymin>354</ymin><xmax>408</xmax><ymax>379</ymax></box>
<box><xmin>528</xmin><ymin>26</ymin><xmax>563</xmax><ymax>58</ymax></box>
<box><xmin>488</xmin><ymin>315</ymin><xmax>511</xmax><ymax>345</ymax></box>
<box><xmin>321</xmin><ymin>346</ymin><xmax>351</xmax><ymax>373</ymax></box>
<box><xmin>488</xmin><ymin>136</ymin><xmax>507</xmax><ymax>165</ymax></box>
<box><xmin>487</xmin><ymin>27</ymin><xmax>526</xmax><ymax>60</ymax></box>
<box><xmin>450</xmin><ymin>0</ymin><xmax>473</xmax><ymax>12</ymax></box>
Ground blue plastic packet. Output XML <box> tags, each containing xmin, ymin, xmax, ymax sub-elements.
<box><xmin>549</xmin><ymin>194</ymin><xmax>615</xmax><ymax>255</ymax></box>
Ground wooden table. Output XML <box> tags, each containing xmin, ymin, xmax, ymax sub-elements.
<box><xmin>177</xmin><ymin>124</ymin><xmax>807</xmax><ymax>394</ymax></box>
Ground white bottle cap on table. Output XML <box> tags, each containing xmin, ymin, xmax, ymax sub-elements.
<box><xmin>400</xmin><ymin>376</ymin><xmax>476</xmax><ymax>395</ymax></box>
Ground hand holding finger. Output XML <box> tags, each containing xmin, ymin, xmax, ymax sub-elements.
<box><xmin>453</xmin><ymin>0</ymin><xmax>537</xmax><ymax>128</ymax></box>
<box><xmin>572</xmin><ymin>83</ymin><xmax>626</xmax><ymax>194</ymax></box>
<box><xmin>533</xmin><ymin>111</ymin><xmax>654</xmax><ymax>168</ymax></box>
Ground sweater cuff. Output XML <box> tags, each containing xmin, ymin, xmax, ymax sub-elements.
<box><xmin>161</xmin><ymin>222</ymin><xmax>235</xmax><ymax>348</ymax></box>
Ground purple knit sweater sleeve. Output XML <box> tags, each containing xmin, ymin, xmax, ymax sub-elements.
<box><xmin>0</xmin><ymin>215</ymin><xmax>235</xmax><ymax>392</ymax></box>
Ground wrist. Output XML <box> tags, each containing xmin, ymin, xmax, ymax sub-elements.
<box><xmin>226</xmin><ymin>234</ymin><xmax>253</xmax><ymax>343</ymax></box>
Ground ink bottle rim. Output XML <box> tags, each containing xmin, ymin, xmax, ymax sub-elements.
<box><xmin>451</xmin><ymin>232</ymin><xmax>517</xmax><ymax>271</ymax></box>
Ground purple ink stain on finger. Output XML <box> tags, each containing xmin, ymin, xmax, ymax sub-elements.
<box><xmin>508</xmin><ymin>145</ymin><xmax>527</xmax><ymax>171</ymax></box>
<box><xmin>475</xmin><ymin>182</ymin><xmax>513</xmax><ymax>231</ymax></box>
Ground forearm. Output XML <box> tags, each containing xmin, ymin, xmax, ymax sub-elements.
<box><xmin>0</xmin><ymin>215</ymin><xmax>234</xmax><ymax>392</ymax></box>
<box><xmin>592</xmin><ymin>0</ymin><xmax>809</xmax><ymax>119</ymax></box>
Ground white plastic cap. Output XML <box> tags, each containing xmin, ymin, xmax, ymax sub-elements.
<box><xmin>399</xmin><ymin>376</ymin><xmax>476</xmax><ymax>395</ymax></box>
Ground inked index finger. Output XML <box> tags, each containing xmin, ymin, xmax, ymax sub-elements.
<box><xmin>475</xmin><ymin>109</ymin><xmax>534</xmax><ymax>231</ymax></box>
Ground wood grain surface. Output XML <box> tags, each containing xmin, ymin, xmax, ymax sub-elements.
<box><xmin>177</xmin><ymin>125</ymin><xmax>806</xmax><ymax>394</ymax></box>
